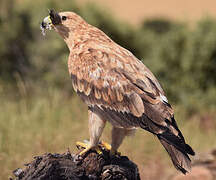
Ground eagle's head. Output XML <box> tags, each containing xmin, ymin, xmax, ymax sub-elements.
<box><xmin>41</xmin><ymin>9</ymin><xmax>87</xmax><ymax>40</ymax></box>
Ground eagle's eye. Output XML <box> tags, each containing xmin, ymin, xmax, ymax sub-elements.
<box><xmin>62</xmin><ymin>16</ymin><xmax>67</xmax><ymax>21</ymax></box>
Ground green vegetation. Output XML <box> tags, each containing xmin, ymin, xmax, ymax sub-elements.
<box><xmin>0</xmin><ymin>0</ymin><xmax>216</xmax><ymax>179</ymax></box>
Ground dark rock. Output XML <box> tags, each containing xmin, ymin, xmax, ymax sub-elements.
<box><xmin>11</xmin><ymin>148</ymin><xmax>140</xmax><ymax>180</ymax></box>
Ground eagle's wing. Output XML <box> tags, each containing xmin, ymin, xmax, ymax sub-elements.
<box><xmin>68</xmin><ymin>43</ymin><xmax>174</xmax><ymax>132</ymax></box>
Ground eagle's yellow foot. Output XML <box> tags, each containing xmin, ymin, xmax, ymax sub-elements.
<box><xmin>76</xmin><ymin>141</ymin><xmax>102</xmax><ymax>155</ymax></box>
<box><xmin>100</xmin><ymin>140</ymin><xmax>111</xmax><ymax>151</ymax></box>
<box><xmin>99</xmin><ymin>141</ymin><xmax>121</xmax><ymax>156</ymax></box>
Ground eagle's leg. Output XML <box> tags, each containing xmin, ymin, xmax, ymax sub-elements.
<box><xmin>76</xmin><ymin>110</ymin><xmax>106</xmax><ymax>156</ymax></box>
<box><xmin>110</xmin><ymin>127</ymin><xmax>136</xmax><ymax>155</ymax></box>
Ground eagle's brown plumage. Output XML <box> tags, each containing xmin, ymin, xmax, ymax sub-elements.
<box><xmin>41</xmin><ymin>10</ymin><xmax>195</xmax><ymax>174</ymax></box>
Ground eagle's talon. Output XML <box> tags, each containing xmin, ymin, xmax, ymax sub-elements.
<box><xmin>76</xmin><ymin>141</ymin><xmax>90</xmax><ymax>150</ymax></box>
<box><xmin>76</xmin><ymin>141</ymin><xmax>103</xmax><ymax>156</ymax></box>
<box><xmin>99</xmin><ymin>141</ymin><xmax>121</xmax><ymax>156</ymax></box>
<box><xmin>73</xmin><ymin>154</ymin><xmax>83</xmax><ymax>163</ymax></box>
<box><xmin>99</xmin><ymin>141</ymin><xmax>112</xmax><ymax>151</ymax></box>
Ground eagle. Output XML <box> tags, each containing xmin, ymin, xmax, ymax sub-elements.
<box><xmin>41</xmin><ymin>10</ymin><xmax>195</xmax><ymax>174</ymax></box>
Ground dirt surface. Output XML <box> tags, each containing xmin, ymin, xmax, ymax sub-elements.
<box><xmin>79</xmin><ymin>0</ymin><xmax>216</xmax><ymax>24</ymax></box>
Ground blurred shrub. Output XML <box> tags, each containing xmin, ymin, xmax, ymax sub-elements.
<box><xmin>0</xmin><ymin>0</ymin><xmax>216</xmax><ymax>112</ymax></box>
<box><xmin>142</xmin><ymin>18</ymin><xmax>175</xmax><ymax>34</ymax></box>
<box><xmin>0</xmin><ymin>0</ymin><xmax>32</xmax><ymax>82</ymax></box>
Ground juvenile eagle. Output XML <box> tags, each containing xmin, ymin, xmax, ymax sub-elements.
<box><xmin>41</xmin><ymin>10</ymin><xmax>195</xmax><ymax>174</ymax></box>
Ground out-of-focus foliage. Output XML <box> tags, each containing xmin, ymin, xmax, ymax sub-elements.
<box><xmin>0</xmin><ymin>0</ymin><xmax>216</xmax><ymax>112</ymax></box>
<box><xmin>139</xmin><ymin>18</ymin><xmax>216</xmax><ymax>113</ymax></box>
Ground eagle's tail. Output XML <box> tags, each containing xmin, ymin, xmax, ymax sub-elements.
<box><xmin>157</xmin><ymin>133</ymin><xmax>195</xmax><ymax>174</ymax></box>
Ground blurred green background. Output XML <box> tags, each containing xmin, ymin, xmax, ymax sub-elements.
<box><xmin>0</xmin><ymin>0</ymin><xmax>216</xmax><ymax>179</ymax></box>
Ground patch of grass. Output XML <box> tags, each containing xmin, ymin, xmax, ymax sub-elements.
<box><xmin>0</xmin><ymin>90</ymin><xmax>88</xmax><ymax>179</ymax></box>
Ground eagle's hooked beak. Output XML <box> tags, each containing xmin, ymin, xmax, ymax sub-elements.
<box><xmin>40</xmin><ymin>9</ymin><xmax>61</xmax><ymax>36</ymax></box>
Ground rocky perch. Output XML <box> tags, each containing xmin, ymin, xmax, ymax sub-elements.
<box><xmin>11</xmin><ymin>148</ymin><xmax>140</xmax><ymax>180</ymax></box>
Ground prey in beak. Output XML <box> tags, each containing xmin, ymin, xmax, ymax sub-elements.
<box><xmin>40</xmin><ymin>9</ymin><xmax>61</xmax><ymax>36</ymax></box>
